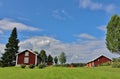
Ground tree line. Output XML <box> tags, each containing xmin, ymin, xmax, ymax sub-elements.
<box><xmin>36</xmin><ymin>49</ymin><xmax>66</xmax><ymax>65</ymax></box>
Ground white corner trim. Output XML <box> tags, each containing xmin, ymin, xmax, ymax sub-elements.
<box><xmin>16</xmin><ymin>55</ymin><xmax>18</xmax><ymax>66</ymax></box>
<box><xmin>35</xmin><ymin>55</ymin><xmax>37</xmax><ymax>65</ymax></box>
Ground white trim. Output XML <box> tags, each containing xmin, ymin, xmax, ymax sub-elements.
<box><xmin>16</xmin><ymin>50</ymin><xmax>37</xmax><ymax>55</ymax></box>
<box><xmin>92</xmin><ymin>62</ymin><xmax>94</xmax><ymax>67</ymax></box>
<box><xmin>16</xmin><ymin>55</ymin><xmax>18</xmax><ymax>66</ymax></box>
<box><xmin>35</xmin><ymin>54</ymin><xmax>37</xmax><ymax>65</ymax></box>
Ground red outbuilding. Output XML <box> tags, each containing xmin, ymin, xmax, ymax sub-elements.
<box><xmin>87</xmin><ymin>55</ymin><xmax>112</xmax><ymax>67</ymax></box>
<box><xmin>16</xmin><ymin>50</ymin><xmax>37</xmax><ymax>66</ymax></box>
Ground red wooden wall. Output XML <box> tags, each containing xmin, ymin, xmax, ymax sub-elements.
<box><xmin>17</xmin><ymin>51</ymin><xmax>36</xmax><ymax>65</ymax></box>
<box><xmin>87</xmin><ymin>56</ymin><xmax>112</xmax><ymax>67</ymax></box>
<box><xmin>94</xmin><ymin>56</ymin><xmax>111</xmax><ymax>66</ymax></box>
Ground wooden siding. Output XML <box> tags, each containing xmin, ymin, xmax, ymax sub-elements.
<box><xmin>94</xmin><ymin>56</ymin><xmax>111</xmax><ymax>67</ymax></box>
<box><xmin>87</xmin><ymin>55</ymin><xmax>112</xmax><ymax>67</ymax></box>
<box><xmin>17</xmin><ymin>50</ymin><xmax>36</xmax><ymax>65</ymax></box>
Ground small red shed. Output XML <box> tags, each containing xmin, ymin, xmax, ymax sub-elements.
<box><xmin>16</xmin><ymin>50</ymin><xmax>37</xmax><ymax>66</ymax></box>
<box><xmin>87</xmin><ymin>55</ymin><xmax>112</xmax><ymax>67</ymax></box>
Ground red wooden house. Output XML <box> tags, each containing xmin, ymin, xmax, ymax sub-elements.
<box><xmin>16</xmin><ymin>50</ymin><xmax>38</xmax><ymax>66</ymax></box>
<box><xmin>87</xmin><ymin>55</ymin><xmax>112</xmax><ymax>67</ymax></box>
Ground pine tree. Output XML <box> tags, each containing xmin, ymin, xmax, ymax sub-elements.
<box><xmin>54</xmin><ymin>56</ymin><xmax>58</xmax><ymax>65</ymax></box>
<box><xmin>106</xmin><ymin>14</ymin><xmax>120</xmax><ymax>54</ymax></box>
<box><xmin>2</xmin><ymin>27</ymin><xmax>19</xmax><ymax>66</ymax></box>
<box><xmin>47</xmin><ymin>54</ymin><xmax>53</xmax><ymax>65</ymax></box>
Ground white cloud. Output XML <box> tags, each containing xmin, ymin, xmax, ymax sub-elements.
<box><xmin>0</xmin><ymin>30</ymin><xmax>3</xmax><ymax>34</ymax></box>
<box><xmin>97</xmin><ymin>25</ymin><xmax>106</xmax><ymax>31</ymax></box>
<box><xmin>17</xmin><ymin>17</ymin><xmax>31</xmax><ymax>21</ymax></box>
<box><xmin>0</xmin><ymin>18</ymin><xmax>40</xmax><ymax>31</ymax></box>
<box><xmin>0</xmin><ymin>36</ymin><xmax>119</xmax><ymax>63</ymax></box>
<box><xmin>0</xmin><ymin>44</ymin><xmax>5</xmax><ymax>57</ymax></box>
<box><xmin>52</xmin><ymin>9</ymin><xmax>73</xmax><ymax>20</ymax></box>
<box><xmin>79</xmin><ymin>0</ymin><xmax>115</xmax><ymax>13</ymax></box>
<box><xmin>18</xmin><ymin>36</ymin><xmax>119</xmax><ymax>63</ymax></box>
<box><xmin>105</xmin><ymin>4</ymin><xmax>115</xmax><ymax>13</ymax></box>
<box><xmin>79</xmin><ymin>0</ymin><xmax>102</xmax><ymax>10</ymax></box>
<box><xmin>76</xmin><ymin>33</ymin><xmax>96</xmax><ymax>40</ymax></box>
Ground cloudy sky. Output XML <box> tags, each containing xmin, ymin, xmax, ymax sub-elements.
<box><xmin>0</xmin><ymin>0</ymin><xmax>120</xmax><ymax>63</ymax></box>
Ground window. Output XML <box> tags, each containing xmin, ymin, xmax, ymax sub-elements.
<box><xmin>98</xmin><ymin>59</ymin><xmax>99</xmax><ymax>61</ymax></box>
<box><xmin>25</xmin><ymin>52</ymin><xmax>29</xmax><ymax>56</ymax></box>
<box><xmin>24</xmin><ymin>57</ymin><xmax>29</xmax><ymax>63</ymax></box>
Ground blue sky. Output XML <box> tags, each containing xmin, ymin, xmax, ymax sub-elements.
<box><xmin>0</xmin><ymin>0</ymin><xmax>120</xmax><ymax>63</ymax></box>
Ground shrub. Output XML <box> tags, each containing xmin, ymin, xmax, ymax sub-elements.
<box><xmin>113</xmin><ymin>58</ymin><xmax>120</xmax><ymax>62</ymax></box>
<box><xmin>53</xmin><ymin>64</ymin><xmax>70</xmax><ymax>67</ymax></box>
<box><xmin>0</xmin><ymin>61</ymin><xmax>7</xmax><ymax>67</ymax></box>
<box><xmin>112</xmin><ymin>62</ymin><xmax>120</xmax><ymax>68</ymax></box>
<box><xmin>70</xmin><ymin>63</ymin><xmax>86</xmax><ymax>67</ymax></box>
<box><xmin>53</xmin><ymin>63</ymin><xmax>86</xmax><ymax>67</ymax></box>
<box><xmin>29</xmin><ymin>64</ymin><xmax>35</xmax><ymax>69</ymax></box>
<box><xmin>63</xmin><ymin>64</ymin><xmax>70</xmax><ymax>67</ymax></box>
<box><xmin>20</xmin><ymin>64</ymin><xmax>26</xmax><ymax>68</ymax></box>
<box><xmin>38</xmin><ymin>64</ymin><xmax>45</xmax><ymax>69</ymax></box>
<box><xmin>0</xmin><ymin>61</ymin><xmax>2</xmax><ymax>67</ymax></box>
<box><xmin>112</xmin><ymin>58</ymin><xmax>120</xmax><ymax>68</ymax></box>
<box><xmin>53</xmin><ymin>64</ymin><xmax>62</xmax><ymax>67</ymax></box>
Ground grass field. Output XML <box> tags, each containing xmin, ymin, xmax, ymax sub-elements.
<box><xmin>0</xmin><ymin>66</ymin><xmax>120</xmax><ymax>79</ymax></box>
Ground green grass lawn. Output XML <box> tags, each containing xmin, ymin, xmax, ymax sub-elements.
<box><xmin>0</xmin><ymin>66</ymin><xmax>120</xmax><ymax>79</ymax></box>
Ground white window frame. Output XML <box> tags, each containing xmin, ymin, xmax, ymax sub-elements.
<box><xmin>24</xmin><ymin>57</ymin><xmax>29</xmax><ymax>63</ymax></box>
<box><xmin>25</xmin><ymin>52</ymin><xmax>29</xmax><ymax>56</ymax></box>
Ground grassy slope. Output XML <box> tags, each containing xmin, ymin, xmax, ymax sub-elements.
<box><xmin>0</xmin><ymin>66</ymin><xmax>120</xmax><ymax>79</ymax></box>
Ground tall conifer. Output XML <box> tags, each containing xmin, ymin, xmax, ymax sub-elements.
<box><xmin>2</xmin><ymin>27</ymin><xmax>19</xmax><ymax>66</ymax></box>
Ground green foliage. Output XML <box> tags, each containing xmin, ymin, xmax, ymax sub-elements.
<box><xmin>99</xmin><ymin>62</ymin><xmax>111</xmax><ymax>66</ymax></box>
<box><xmin>29</xmin><ymin>64</ymin><xmax>35</xmax><ymax>69</ymax></box>
<box><xmin>53</xmin><ymin>64</ymin><xmax>62</xmax><ymax>67</ymax></box>
<box><xmin>38</xmin><ymin>64</ymin><xmax>45</xmax><ymax>69</ymax></box>
<box><xmin>112</xmin><ymin>58</ymin><xmax>120</xmax><ymax>68</ymax></box>
<box><xmin>106</xmin><ymin>14</ymin><xmax>120</xmax><ymax>53</ymax></box>
<box><xmin>71</xmin><ymin>63</ymin><xmax>86</xmax><ymax>67</ymax></box>
<box><xmin>59</xmin><ymin>52</ymin><xmax>66</xmax><ymax>65</ymax></box>
<box><xmin>2</xmin><ymin>27</ymin><xmax>19</xmax><ymax>66</ymax></box>
<box><xmin>53</xmin><ymin>64</ymin><xmax>70</xmax><ymax>67</ymax></box>
<box><xmin>47</xmin><ymin>54</ymin><xmax>53</xmax><ymax>65</ymax></box>
<box><xmin>0</xmin><ymin>61</ymin><xmax>3</xmax><ymax>67</ymax></box>
<box><xmin>113</xmin><ymin>58</ymin><xmax>120</xmax><ymax>62</ymax></box>
<box><xmin>39</xmin><ymin>50</ymin><xmax>47</xmax><ymax>64</ymax></box>
<box><xmin>53</xmin><ymin>63</ymin><xmax>86</xmax><ymax>67</ymax></box>
<box><xmin>20</xmin><ymin>64</ymin><xmax>26</xmax><ymax>68</ymax></box>
<box><xmin>54</xmin><ymin>56</ymin><xmax>58</xmax><ymax>65</ymax></box>
<box><xmin>34</xmin><ymin>51</ymin><xmax>39</xmax><ymax>54</ymax></box>
<box><xmin>62</xmin><ymin>64</ymin><xmax>70</xmax><ymax>67</ymax></box>
<box><xmin>112</xmin><ymin>62</ymin><xmax>120</xmax><ymax>68</ymax></box>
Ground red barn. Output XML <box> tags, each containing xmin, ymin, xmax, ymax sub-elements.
<box><xmin>87</xmin><ymin>55</ymin><xmax>112</xmax><ymax>67</ymax></box>
<box><xmin>16</xmin><ymin>50</ymin><xmax>37</xmax><ymax>66</ymax></box>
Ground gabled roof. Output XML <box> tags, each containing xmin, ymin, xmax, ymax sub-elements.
<box><xmin>16</xmin><ymin>50</ymin><xmax>38</xmax><ymax>55</ymax></box>
<box><xmin>87</xmin><ymin>55</ymin><xmax>112</xmax><ymax>63</ymax></box>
